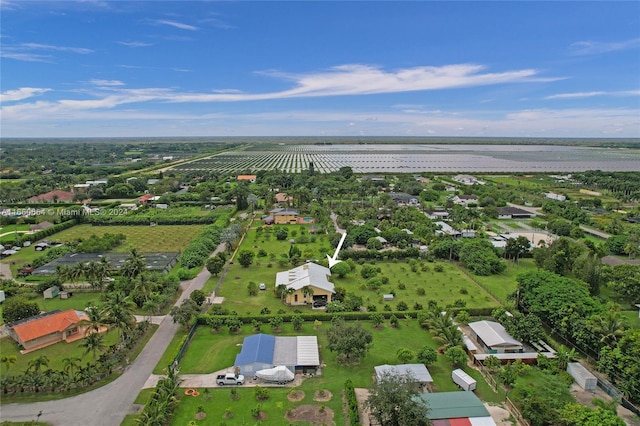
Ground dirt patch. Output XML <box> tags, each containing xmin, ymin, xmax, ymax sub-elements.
<box><xmin>285</xmin><ymin>404</ymin><xmax>335</xmax><ymax>426</ymax></box>
<box><xmin>194</xmin><ymin>412</ymin><xmax>207</xmax><ymax>420</ymax></box>
<box><xmin>253</xmin><ymin>411</ymin><xmax>267</xmax><ymax>420</ymax></box>
<box><xmin>314</xmin><ymin>389</ymin><xmax>333</xmax><ymax>402</ymax></box>
<box><xmin>287</xmin><ymin>389</ymin><xmax>306</xmax><ymax>402</ymax></box>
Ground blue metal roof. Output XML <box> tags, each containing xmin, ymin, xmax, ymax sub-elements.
<box><xmin>234</xmin><ymin>334</ymin><xmax>276</xmax><ymax>366</ymax></box>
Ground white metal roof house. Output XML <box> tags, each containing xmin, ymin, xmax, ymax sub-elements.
<box><xmin>468</xmin><ymin>320</ymin><xmax>523</xmax><ymax>354</ymax></box>
<box><xmin>374</xmin><ymin>364</ymin><xmax>433</xmax><ymax>385</ymax></box>
<box><xmin>275</xmin><ymin>262</ymin><xmax>335</xmax><ymax>305</ymax></box>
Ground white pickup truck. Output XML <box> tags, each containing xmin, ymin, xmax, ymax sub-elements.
<box><xmin>216</xmin><ymin>373</ymin><xmax>245</xmax><ymax>386</ymax></box>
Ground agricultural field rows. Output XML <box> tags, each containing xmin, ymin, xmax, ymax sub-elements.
<box><xmin>172</xmin><ymin>144</ymin><xmax>640</xmax><ymax>173</ymax></box>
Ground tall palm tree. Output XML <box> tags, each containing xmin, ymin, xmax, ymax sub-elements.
<box><xmin>82</xmin><ymin>305</ymin><xmax>106</xmax><ymax>336</ymax></box>
<box><xmin>434</xmin><ymin>325</ymin><xmax>464</xmax><ymax>350</ymax></box>
<box><xmin>122</xmin><ymin>249</ymin><xmax>146</xmax><ymax>280</ymax></box>
<box><xmin>27</xmin><ymin>355</ymin><xmax>49</xmax><ymax>373</ymax></box>
<box><xmin>56</xmin><ymin>264</ymin><xmax>72</xmax><ymax>284</ymax></box>
<box><xmin>62</xmin><ymin>356</ymin><xmax>82</xmax><ymax>379</ymax></box>
<box><xmin>302</xmin><ymin>286</ymin><xmax>314</xmax><ymax>303</ymax></box>
<box><xmin>81</xmin><ymin>332</ymin><xmax>106</xmax><ymax>361</ymax></box>
<box><xmin>102</xmin><ymin>291</ymin><xmax>135</xmax><ymax>346</ymax></box>
<box><xmin>590</xmin><ymin>311</ymin><xmax>627</xmax><ymax>347</ymax></box>
<box><xmin>69</xmin><ymin>262</ymin><xmax>85</xmax><ymax>284</ymax></box>
<box><xmin>134</xmin><ymin>274</ymin><xmax>153</xmax><ymax>307</ymax></box>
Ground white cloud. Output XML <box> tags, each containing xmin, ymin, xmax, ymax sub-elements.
<box><xmin>0</xmin><ymin>51</ymin><xmax>51</xmax><ymax>62</ymax></box>
<box><xmin>89</xmin><ymin>79</ymin><xmax>125</xmax><ymax>87</ymax></box>
<box><xmin>118</xmin><ymin>41</ymin><xmax>153</xmax><ymax>47</ymax></box>
<box><xmin>0</xmin><ymin>87</ymin><xmax>51</xmax><ymax>102</ymax></box>
<box><xmin>20</xmin><ymin>42</ymin><xmax>93</xmax><ymax>54</ymax></box>
<box><xmin>570</xmin><ymin>38</ymin><xmax>640</xmax><ymax>55</ymax></box>
<box><xmin>545</xmin><ymin>90</ymin><xmax>640</xmax><ymax>99</ymax></box>
<box><xmin>153</xmin><ymin>19</ymin><xmax>198</xmax><ymax>31</ymax></box>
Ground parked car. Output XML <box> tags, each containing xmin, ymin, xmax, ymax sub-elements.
<box><xmin>259</xmin><ymin>282</ymin><xmax>266</xmax><ymax>290</ymax></box>
<box><xmin>216</xmin><ymin>373</ymin><xmax>245</xmax><ymax>386</ymax></box>
<box><xmin>312</xmin><ymin>299</ymin><xmax>327</xmax><ymax>308</ymax></box>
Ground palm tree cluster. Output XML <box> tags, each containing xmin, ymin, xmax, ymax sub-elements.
<box><xmin>56</xmin><ymin>257</ymin><xmax>112</xmax><ymax>289</ymax></box>
<box><xmin>0</xmin><ymin>321</ymin><xmax>149</xmax><ymax>397</ymax></box>
<box><xmin>418</xmin><ymin>304</ymin><xmax>464</xmax><ymax>350</ymax></box>
<box><xmin>136</xmin><ymin>367</ymin><xmax>182</xmax><ymax>426</ymax></box>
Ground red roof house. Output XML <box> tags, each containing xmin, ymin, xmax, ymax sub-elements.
<box><xmin>8</xmin><ymin>309</ymin><xmax>92</xmax><ymax>354</ymax></box>
<box><xmin>26</xmin><ymin>190</ymin><xmax>74</xmax><ymax>203</ymax></box>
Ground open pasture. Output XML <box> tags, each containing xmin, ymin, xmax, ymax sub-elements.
<box><xmin>172</xmin><ymin>144</ymin><xmax>640</xmax><ymax>174</ymax></box>
<box><xmin>44</xmin><ymin>224</ymin><xmax>206</xmax><ymax>253</ymax></box>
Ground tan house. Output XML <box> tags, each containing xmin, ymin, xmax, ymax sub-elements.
<box><xmin>269</xmin><ymin>208</ymin><xmax>300</xmax><ymax>224</ymax></box>
<box><xmin>7</xmin><ymin>309</ymin><xmax>92</xmax><ymax>354</ymax></box>
<box><xmin>275</xmin><ymin>263</ymin><xmax>334</xmax><ymax>306</ymax></box>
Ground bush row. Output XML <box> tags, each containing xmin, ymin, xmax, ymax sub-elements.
<box><xmin>16</xmin><ymin>219</ymin><xmax>78</xmax><ymax>245</ymax></box>
<box><xmin>341</xmin><ymin>247</ymin><xmax>423</xmax><ymax>261</ymax></box>
<box><xmin>178</xmin><ymin>209</ymin><xmax>234</xmax><ymax>269</ymax></box>
<box><xmin>197</xmin><ymin>307</ymin><xmax>494</xmax><ymax>325</ymax></box>
<box><xmin>89</xmin><ymin>216</ymin><xmax>215</xmax><ymax>225</ymax></box>
<box><xmin>344</xmin><ymin>379</ymin><xmax>360</xmax><ymax>426</ymax></box>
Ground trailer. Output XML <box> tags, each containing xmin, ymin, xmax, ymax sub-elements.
<box><xmin>567</xmin><ymin>362</ymin><xmax>597</xmax><ymax>391</ymax></box>
<box><xmin>452</xmin><ymin>368</ymin><xmax>476</xmax><ymax>391</ymax></box>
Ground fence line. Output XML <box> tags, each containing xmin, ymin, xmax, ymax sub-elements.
<box><xmin>505</xmin><ymin>397</ymin><xmax>531</xmax><ymax>426</ymax></box>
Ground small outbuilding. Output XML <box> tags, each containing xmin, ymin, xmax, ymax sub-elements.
<box><xmin>43</xmin><ymin>286</ymin><xmax>60</xmax><ymax>299</ymax></box>
<box><xmin>468</xmin><ymin>320</ymin><xmax>523</xmax><ymax>354</ymax></box>
<box><xmin>413</xmin><ymin>391</ymin><xmax>496</xmax><ymax>425</ymax></box>
<box><xmin>374</xmin><ymin>364</ymin><xmax>433</xmax><ymax>386</ymax></box>
<box><xmin>567</xmin><ymin>362</ymin><xmax>597</xmax><ymax>391</ymax></box>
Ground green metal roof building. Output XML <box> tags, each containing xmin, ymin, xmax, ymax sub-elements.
<box><xmin>413</xmin><ymin>391</ymin><xmax>492</xmax><ymax>420</ymax></box>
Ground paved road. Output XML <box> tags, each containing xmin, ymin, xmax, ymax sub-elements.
<box><xmin>0</xmin><ymin>244</ymin><xmax>221</xmax><ymax>426</ymax></box>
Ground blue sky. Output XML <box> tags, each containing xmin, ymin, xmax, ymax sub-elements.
<box><xmin>1</xmin><ymin>1</ymin><xmax>639</xmax><ymax>138</ymax></box>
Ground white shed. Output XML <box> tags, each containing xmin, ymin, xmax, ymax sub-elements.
<box><xmin>43</xmin><ymin>286</ymin><xmax>60</xmax><ymax>299</ymax></box>
<box><xmin>567</xmin><ymin>362</ymin><xmax>597</xmax><ymax>391</ymax></box>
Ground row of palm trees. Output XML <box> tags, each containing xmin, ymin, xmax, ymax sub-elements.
<box><xmin>55</xmin><ymin>249</ymin><xmax>148</xmax><ymax>289</ymax></box>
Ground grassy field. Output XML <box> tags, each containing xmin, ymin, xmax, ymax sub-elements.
<box><xmin>1</xmin><ymin>224</ymin><xmax>206</xmax><ymax>277</ymax></box>
<box><xmin>43</xmin><ymin>224</ymin><xmax>206</xmax><ymax>253</ymax></box>
<box><xmin>470</xmin><ymin>258</ymin><xmax>537</xmax><ymax>305</ymax></box>
<box><xmin>162</xmin><ymin>319</ymin><xmax>504</xmax><ymax>425</ymax></box>
<box><xmin>217</xmin><ymin>256</ymin><xmax>499</xmax><ymax>316</ymax></box>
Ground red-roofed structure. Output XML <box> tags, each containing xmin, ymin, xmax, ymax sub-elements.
<box><xmin>138</xmin><ymin>193</ymin><xmax>155</xmax><ymax>204</ymax></box>
<box><xmin>26</xmin><ymin>190</ymin><xmax>74</xmax><ymax>203</ymax></box>
<box><xmin>7</xmin><ymin>309</ymin><xmax>92</xmax><ymax>354</ymax></box>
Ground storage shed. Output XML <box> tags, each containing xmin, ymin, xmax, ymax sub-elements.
<box><xmin>468</xmin><ymin>320</ymin><xmax>523</xmax><ymax>353</ymax></box>
<box><xmin>374</xmin><ymin>364</ymin><xmax>433</xmax><ymax>385</ymax></box>
<box><xmin>43</xmin><ymin>286</ymin><xmax>60</xmax><ymax>299</ymax></box>
<box><xmin>413</xmin><ymin>391</ymin><xmax>496</xmax><ymax>425</ymax></box>
<box><xmin>567</xmin><ymin>362</ymin><xmax>597</xmax><ymax>391</ymax></box>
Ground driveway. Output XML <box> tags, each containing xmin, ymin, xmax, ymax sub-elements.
<box><xmin>0</xmin><ymin>243</ymin><xmax>224</xmax><ymax>426</ymax></box>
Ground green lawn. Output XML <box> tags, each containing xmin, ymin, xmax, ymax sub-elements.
<box><xmin>163</xmin><ymin>319</ymin><xmax>504</xmax><ymax>425</ymax></box>
<box><xmin>470</xmin><ymin>258</ymin><xmax>537</xmax><ymax>305</ymax></box>
<box><xmin>43</xmin><ymin>224</ymin><xmax>206</xmax><ymax>253</ymax></box>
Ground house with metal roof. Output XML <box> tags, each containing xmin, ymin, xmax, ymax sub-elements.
<box><xmin>468</xmin><ymin>320</ymin><xmax>523</xmax><ymax>354</ymax></box>
<box><xmin>275</xmin><ymin>262</ymin><xmax>334</xmax><ymax>306</ymax></box>
<box><xmin>234</xmin><ymin>334</ymin><xmax>320</xmax><ymax>376</ymax></box>
<box><xmin>374</xmin><ymin>364</ymin><xmax>433</xmax><ymax>385</ymax></box>
<box><xmin>414</xmin><ymin>391</ymin><xmax>496</xmax><ymax>425</ymax></box>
